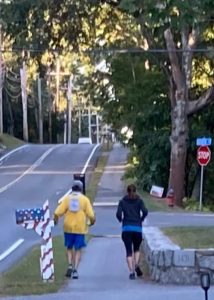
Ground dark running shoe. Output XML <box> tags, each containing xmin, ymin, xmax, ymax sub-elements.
<box><xmin>129</xmin><ymin>272</ymin><xmax>135</xmax><ymax>280</ymax></box>
<box><xmin>135</xmin><ymin>266</ymin><xmax>143</xmax><ymax>277</ymax></box>
<box><xmin>72</xmin><ymin>269</ymin><xmax>79</xmax><ymax>279</ymax></box>
<box><xmin>65</xmin><ymin>266</ymin><xmax>73</xmax><ymax>278</ymax></box>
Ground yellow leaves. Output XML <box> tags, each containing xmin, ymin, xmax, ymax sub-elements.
<box><xmin>52</xmin><ymin>21</ymin><xmax>61</xmax><ymax>36</ymax></box>
<box><xmin>192</xmin><ymin>59</ymin><xmax>213</xmax><ymax>89</ymax></box>
<box><xmin>171</xmin><ymin>6</ymin><xmax>180</xmax><ymax>17</ymax></box>
<box><xmin>44</xmin><ymin>10</ymin><xmax>50</xmax><ymax>22</ymax></box>
<box><xmin>82</xmin><ymin>19</ymin><xmax>90</xmax><ymax>36</ymax></box>
<box><xmin>203</xmin><ymin>26</ymin><xmax>214</xmax><ymax>41</ymax></box>
<box><xmin>132</xmin><ymin>156</ymin><xmax>139</xmax><ymax>165</ymax></box>
<box><xmin>59</xmin><ymin>37</ymin><xmax>69</xmax><ymax>48</ymax></box>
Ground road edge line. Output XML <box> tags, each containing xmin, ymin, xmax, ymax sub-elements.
<box><xmin>58</xmin><ymin>144</ymin><xmax>100</xmax><ymax>204</ymax></box>
<box><xmin>0</xmin><ymin>145</ymin><xmax>28</xmax><ymax>163</ymax></box>
<box><xmin>81</xmin><ymin>144</ymin><xmax>100</xmax><ymax>174</ymax></box>
<box><xmin>0</xmin><ymin>239</ymin><xmax>24</xmax><ymax>261</ymax></box>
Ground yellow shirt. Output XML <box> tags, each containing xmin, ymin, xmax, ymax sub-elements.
<box><xmin>54</xmin><ymin>192</ymin><xmax>95</xmax><ymax>234</ymax></box>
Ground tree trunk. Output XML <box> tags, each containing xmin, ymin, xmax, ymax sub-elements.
<box><xmin>169</xmin><ymin>94</ymin><xmax>188</xmax><ymax>206</ymax></box>
<box><xmin>5</xmin><ymin>93</ymin><xmax>14</xmax><ymax>135</ymax></box>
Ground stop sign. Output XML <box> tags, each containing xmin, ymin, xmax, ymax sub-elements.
<box><xmin>197</xmin><ymin>146</ymin><xmax>211</xmax><ymax>166</ymax></box>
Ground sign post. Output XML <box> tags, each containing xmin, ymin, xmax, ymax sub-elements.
<box><xmin>197</xmin><ymin>146</ymin><xmax>211</xmax><ymax>211</ymax></box>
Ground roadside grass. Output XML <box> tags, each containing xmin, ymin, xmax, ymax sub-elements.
<box><xmin>0</xmin><ymin>133</ymin><xmax>25</xmax><ymax>149</ymax></box>
<box><xmin>124</xmin><ymin>177</ymin><xmax>181</xmax><ymax>212</ymax></box>
<box><xmin>162</xmin><ymin>227</ymin><xmax>214</xmax><ymax>249</ymax></box>
<box><xmin>139</xmin><ymin>191</ymin><xmax>177</xmax><ymax>212</ymax></box>
<box><xmin>0</xmin><ymin>236</ymin><xmax>67</xmax><ymax>296</ymax></box>
<box><xmin>0</xmin><ymin>142</ymin><xmax>113</xmax><ymax>296</ymax></box>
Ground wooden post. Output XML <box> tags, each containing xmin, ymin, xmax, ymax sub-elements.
<box><xmin>38</xmin><ymin>76</ymin><xmax>43</xmax><ymax>144</ymax></box>
<box><xmin>20</xmin><ymin>61</ymin><xmax>28</xmax><ymax>142</ymax></box>
<box><xmin>78</xmin><ymin>106</ymin><xmax>82</xmax><ymax>138</ymax></box>
<box><xmin>47</xmin><ymin>67</ymin><xmax>52</xmax><ymax>143</ymax></box>
<box><xmin>96</xmin><ymin>113</ymin><xmax>99</xmax><ymax>144</ymax></box>
<box><xmin>88</xmin><ymin>104</ymin><xmax>91</xmax><ymax>140</ymax></box>
<box><xmin>55</xmin><ymin>58</ymin><xmax>60</xmax><ymax>112</ymax></box>
<box><xmin>67</xmin><ymin>75</ymin><xmax>73</xmax><ymax>144</ymax></box>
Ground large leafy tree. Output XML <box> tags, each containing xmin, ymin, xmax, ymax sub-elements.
<box><xmin>96</xmin><ymin>54</ymin><xmax>171</xmax><ymax>189</ymax></box>
<box><xmin>106</xmin><ymin>0</ymin><xmax>214</xmax><ymax>206</ymax></box>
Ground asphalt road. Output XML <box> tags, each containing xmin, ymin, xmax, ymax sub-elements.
<box><xmin>0</xmin><ymin>143</ymin><xmax>99</xmax><ymax>273</ymax></box>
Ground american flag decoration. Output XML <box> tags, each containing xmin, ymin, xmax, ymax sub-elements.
<box><xmin>15</xmin><ymin>208</ymin><xmax>44</xmax><ymax>224</ymax></box>
<box><xmin>16</xmin><ymin>200</ymin><xmax>54</xmax><ymax>282</ymax></box>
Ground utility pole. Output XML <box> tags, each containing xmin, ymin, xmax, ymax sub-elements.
<box><xmin>78</xmin><ymin>106</ymin><xmax>82</xmax><ymax>138</ymax></box>
<box><xmin>0</xmin><ymin>22</ymin><xmax>4</xmax><ymax>135</ymax></box>
<box><xmin>88</xmin><ymin>104</ymin><xmax>92</xmax><ymax>140</ymax></box>
<box><xmin>20</xmin><ymin>58</ymin><xmax>28</xmax><ymax>142</ymax></box>
<box><xmin>63</xmin><ymin>113</ymin><xmax>67</xmax><ymax>144</ymax></box>
<box><xmin>96</xmin><ymin>113</ymin><xmax>100</xmax><ymax>144</ymax></box>
<box><xmin>47</xmin><ymin>66</ymin><xmax>52</xmax><ymax>143</ymax></box>
<box><xmin>67</xmin><ymin>75</ymin><xmax>73</xmax><ymax>144</ymax></box>
<box><xmin>37</xmin><ymin>76</ymin><xmax>43</xmax><ymax>144</ymax></box>
<box><xmin>55</xmin><ymin>57</ymin><xmax>60</xmax><ymax>112</ymax></box>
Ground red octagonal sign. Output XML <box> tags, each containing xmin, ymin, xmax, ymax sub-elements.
<box><xmin>197</xmin><ymin>146</ymin><xmax>211</xmax><ymax>166</ymax></box>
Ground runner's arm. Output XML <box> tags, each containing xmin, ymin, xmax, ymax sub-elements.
<box><xmin>116</xmin><ymin>200</ymin><xmax>123</xmax><ymax>222</ymax></box>
<box><xmin>53</xmin><ymin>197</ymin><xmax>68</xmax><ymax>224</ymax></box>
<box><xmin>140</xmin><ymin>199</ymin><xmax>148</xmax><ymax>221</ymax></box>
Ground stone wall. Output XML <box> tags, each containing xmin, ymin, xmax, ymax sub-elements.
<box><xmin>143</xmin><ymin>227</ymin><xmax>214</xmax><ymax>285</ymax></box>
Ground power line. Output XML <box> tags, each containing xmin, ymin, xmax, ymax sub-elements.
<box><xmin>1</xmin><ymin>47</ymin><xmax>214</xmax><ymax>54</ymax></box>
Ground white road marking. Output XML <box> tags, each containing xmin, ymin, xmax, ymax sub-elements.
<box><xmin>58</xmin><ymin>144</ymin><xmax>100</xmax><ymax>204</ymax></box>
<box><xmin>0</xmin><ymin>147</ymin><xmax>56</xmax><ymax>193</ymax></box>
<box><xmin>0</xmin><ymin>239</ymin><xmax>24</xmax><ymax>261</ymax></box>
<box><xmin>81</xmin><ymin>144</ymin><xmax>100</xmax><ymax>174</ymax></box>
<box><xmin>0</xmin><ymin>145</ymin><xmax>28</xmax><ymax>165</ymax></box>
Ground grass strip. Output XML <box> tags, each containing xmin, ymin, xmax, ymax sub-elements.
<box><xmin>162</xmin><ymin>227</ymin><xmax>214</xmax><ymax>249</ymax></box>
<box><xmin>0</xmin><ymin>236</ymin><xmax>67</xmax><ymax>296</ymax></box>
<box><xmin>139</xmin><ymin>191</ymin><xmax>175</xmax><ymax>212</ymax></box>
<box><xmin>0</xmin><ymin>143</ymin><xmax>113</xmax><ymax>296</ymax></box>
<box><xmin>0</xmin><ymin>134</ymin><xmax>25</xmax><ymax>149</ymax></box>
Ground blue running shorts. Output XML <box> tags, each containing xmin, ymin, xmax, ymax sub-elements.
<box><xmin>64</xmin><ymin>233</ymin><xmax>86</xmax><ymax>250</ymax></box>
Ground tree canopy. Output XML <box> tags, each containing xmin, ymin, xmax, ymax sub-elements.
<box><xmin>1</xmin><ymin>0</ymin><xmax>214</xmax><ymax>208</ymax></box>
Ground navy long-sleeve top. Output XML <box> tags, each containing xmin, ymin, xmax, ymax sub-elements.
<box><xmin>116</xmin><ymin>195</ymin><xmax>148</xmax><ymax>232</ymax></box>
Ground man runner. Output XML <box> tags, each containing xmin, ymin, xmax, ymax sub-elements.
<box><xmin>54</xmin><ymin>180</ymin><xmax>95</xmax><ymax>279</ymax></box>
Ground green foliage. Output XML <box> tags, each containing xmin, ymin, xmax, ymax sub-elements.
<box><xmin>97</xmin><ymin>54</ymin><xmax>171</xmax><ymax>190</ymax></box>
<box><xmin>163</xmin><ymin>227</ymin><xmax>214</xmax><ymax>249</ymax></box>
<box><xmin>1</xmin><ymin>0</ymin><xmax>214</xmax><ymax>208</ymax></box>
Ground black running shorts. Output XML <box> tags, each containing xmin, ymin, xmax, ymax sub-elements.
<box><xmin>122</xmin><ymin>231</ymin><xmax>142</xmax><ymax>257</ymax></box>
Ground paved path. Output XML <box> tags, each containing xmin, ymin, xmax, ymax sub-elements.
<box><xmin>3</xmin><ymin>237</ymin><xmax>213</xmax><ymax>300</ymax></box>
<box><xmin>1</xmin><ymin>143</ymin><xmax>214</xmax><ymax>300</ymax></box>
